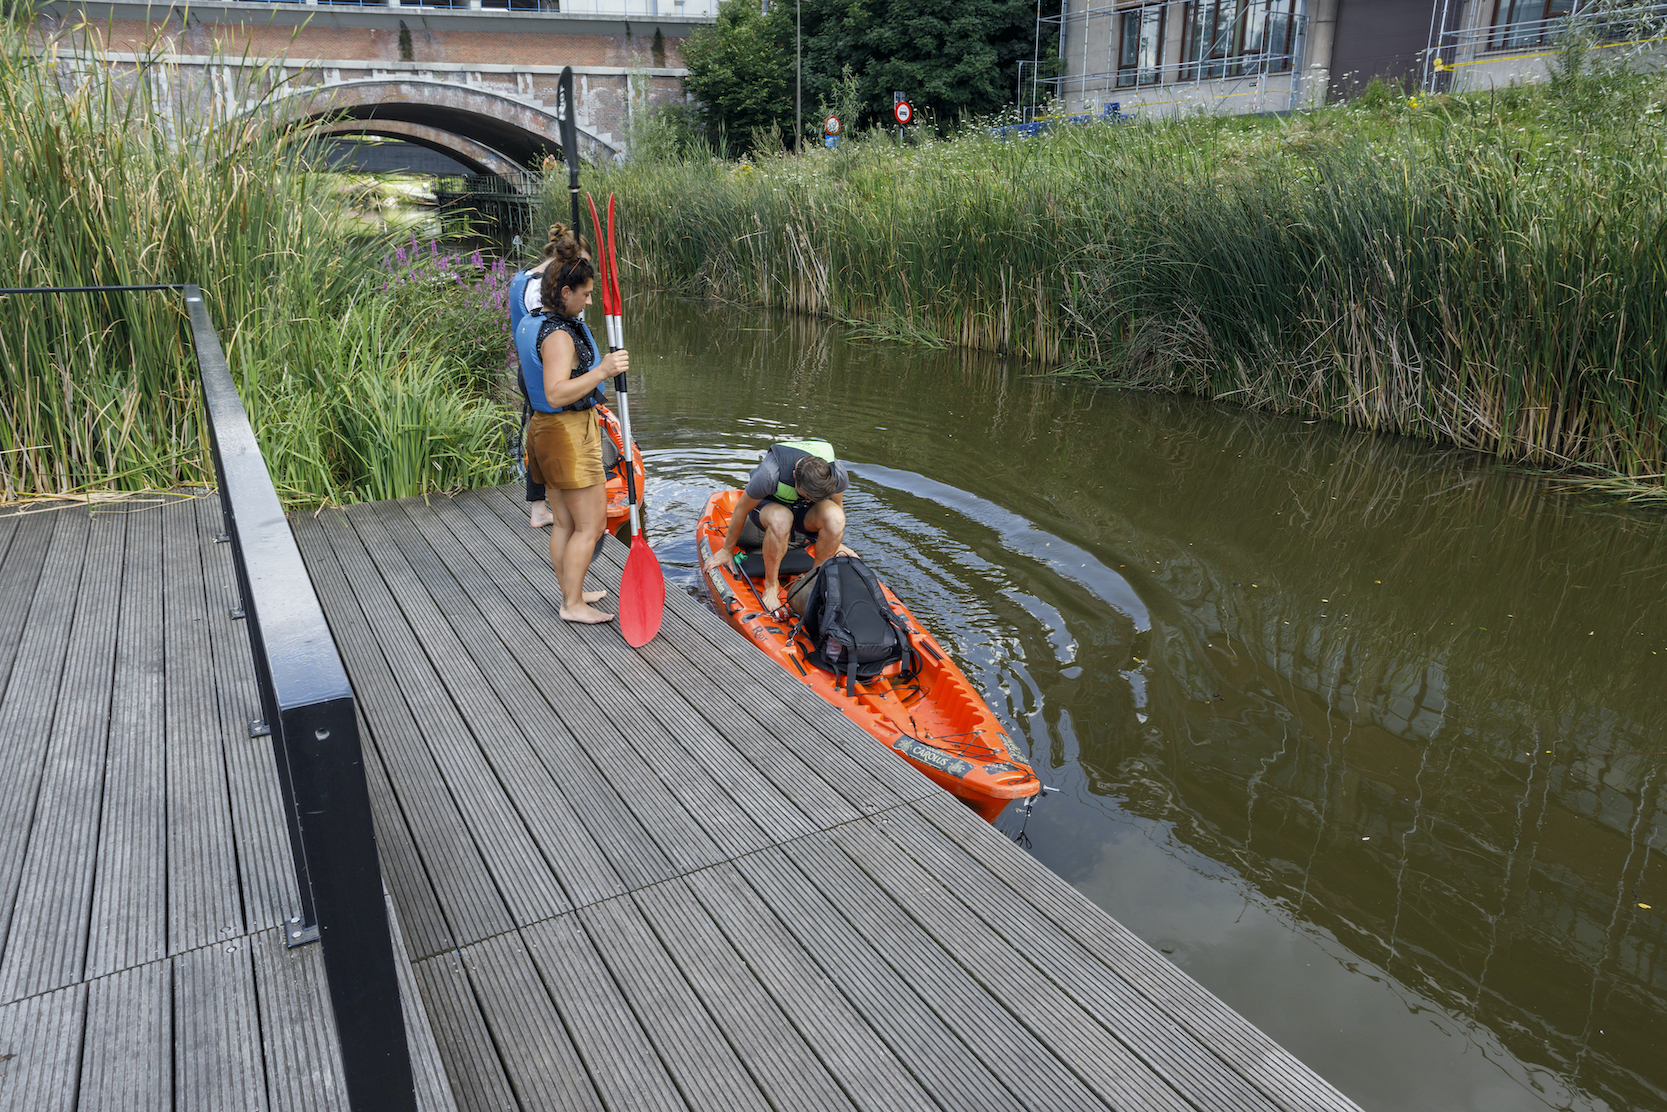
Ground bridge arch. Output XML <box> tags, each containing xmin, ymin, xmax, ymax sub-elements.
<box><xmin>272</xmin><ymin>78</ymin><xmax>617</xmax><ymax>186</ymax></box>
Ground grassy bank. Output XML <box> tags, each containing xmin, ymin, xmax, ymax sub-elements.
<box><xmin>575</xmin><ymin>67</ymin><xmax>1667</xmax><ymax>491</ymax></box>
<box><xmin>0</xmin><ymin>21</ymin><xmax>514</xmax><ymax>506</ymax></box>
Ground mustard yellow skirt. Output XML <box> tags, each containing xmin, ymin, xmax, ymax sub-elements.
<box><xmin>526</xmin><ymin>409</ymin><xmax>604</xmax><ymax>490</ymax></box>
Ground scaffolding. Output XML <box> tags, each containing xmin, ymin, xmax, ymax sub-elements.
<box><xmin>1424</xmin><ymin>0</ymin><xmax>1667</xmax><ymax>93</ymax></box>
<box><xmin>1035</xmin><ymin>0</ymin><xmax>1310</xmax><ymax>117</ymax></box>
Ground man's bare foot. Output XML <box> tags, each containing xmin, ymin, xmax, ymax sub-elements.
<box><xmin>760</xmin><ymin>583</ymin><xmax>782</xmax><ymax>611</ymax></box>
<box><xmin>559</xmin><ymin>603</ymin><xmax>615</xmax><ymax>624</ymax></box>
<box><xmin>529</xmin><ymin>502</ymin><xmax>553</xmax><ymax>529</ymax></box>
<box><xmin>583</xmin><ymin>589</ymin><xmax>609</xmax><ymax>604</ymax></box>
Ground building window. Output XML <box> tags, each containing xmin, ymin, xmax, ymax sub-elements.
<box><xmin>1117</xmin><ymin>6</ymin><xmax>1166</xmax><ymax>87</ymax></box>
<box><xmin>1490</xmin><ymin>0</ymin><xmax>1577</xmax><ymax>50</ymax></box>
<box><xmin>1183</xmin><ymin>1</ymin><xmax>1297</xmax><ymax>80</ymax></box>
<box><xmin>1249</xmin><ymin>0</ymin><xmax>1298</xmax><ymax>71</ymax></box>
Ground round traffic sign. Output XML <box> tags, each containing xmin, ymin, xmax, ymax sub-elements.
<box><xmin>893</xmin><ymin>100</ymin><xmax>913</xmax><ymax>126</ymax></box>
<box><xmin>824</xmin><ymin>114</ymin><xmax>842</xmax><ymax>136</ymax></box>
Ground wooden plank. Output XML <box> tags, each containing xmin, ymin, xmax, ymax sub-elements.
<box><xmin>385</xmin><ymin>893</ymin><xmax>462</xmax><ymax>1112</ymax></box>
<box><xmin>0</xmin><ymin>509</ymin><xmax>89</xmax><ymax>985</ymax></box>
<box><xmin>293</xmin><ymin>511</ymin><xmax>512</xmax><ymax>957</ymax></box>
<box><xmin>384</xmin><ymin>496</ymin><xmax>673</xmax><ymax>896</ymax></box>
<box><xmin>685</xmin><ymin>865</ymin><xmax>942</xmax><ymax>1112</ymax></box>
<box><xmin>0</xmin><ymin>508</ymin><xmax>123</xmax><ymax>1001</ymax></box>
<box><xmin>774</xmin><ymin>832</ymin><xmax>1112</xmax><ymax>1112</ymax></box>
<box><xmin>473</xmin><ymin>486</ymin><xmax>924</xmax><ymax>812</ymax></box>
<box><xmin>633</xmin><ymin>878</ymin><xmax>857</xmax><ymax>1112</ymax></box>
<box><xmin>409</xmin><ymin>495</ymin><xmax>728</xmax><ymax>878</ymax></box>
<box><xmin>78</xmin><ymin>960</ymin><xmax>170</xmax><ymax>1111</ymax></box>
<box><xmin>161</xmin><ymin>496</ymin><xmax>245</xmax><ymax>957</ymax></box>
<box><xmin>85</xmin><ymin>502</ymin><xmax>168</xmax><ymax>979</ymax></box>
<box><xmin>519</xmin><ymin>915</ymin><xmax>685</xmax><ymax>1112</ymax></box>
<box><xmin>411</xmin><ymin>952</ymin><xmax>518</xmax><ymax>1112</ymax></box>
<box><xmin>0</xmin><ymin>982</ymin><xmax>84</xmax><ymax>1112</ymax></box>
<box><xmin>252</xmin><ymin>927</ymin><xmax>350</xmax><ymax>1112</ymax></box>
<box><xmin>348</xmin><ymin>503</ymin><xmax>624</xmax><ymax>909</ymax></box>
<box><xmin>907</xmin><ymin>793</ymin><xmax>1364</xmax><ymax>1112</ymax></box>
<box><xmin>457</xmin><ymin>933</ymin><xmax>603</xmax><ymax>1112</ymax></box>
<box><xmin>358</xmin><ymin>703</ymin><xmax>456</xmax><ymax>965</ymax></box>
<box><xmin>0</xmin><ymin>510</ymin><xmax>54</xmax><ymax>709</ymax></box>
<box><xmin>198</xmin><ymin>496</ymin><xmax>300</xmax><ymax>933</ymax></box>
<box><xmin>827</xmin><ymin>819</ymin><xmax>1200</xmax><ymax>1112</ymax></box>
<box><xmin>417</xmin><ymin>496</ymin><xmax>831</xmax><ymax>845</ymax></box>
<box><xmin>877</xmin><ymin>803</ymin><xmax>1288</xmax><ymax>1112</ymax></box>
<box><xmin>729</xmin><ymin>847</ymin><xmax>1029</xmax><ymax>1112</ymax></box>
<box><xmin>173</xmin><ymin>940</ymin><xmax>269</xmax><ymax>1112</ymax></box>
<box><xmin>310</xmin><ymin>509</ymin><xmax>566</xmax><ymax>932</ymax></box>
<box><xmin>434</xmin><ymin>494</ymin><xmax>780</xmax><ymax>861</ymax></box>
<box><xmin>576</xmin><ymin>897</ymin><xmax>773</xmax><ymax>1112</ymax></box>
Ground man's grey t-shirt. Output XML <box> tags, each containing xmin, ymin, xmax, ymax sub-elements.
<box><xmin>744</xmin><ymin>446</ymin><xmax>850</xmax><ymax>503</ymax></box>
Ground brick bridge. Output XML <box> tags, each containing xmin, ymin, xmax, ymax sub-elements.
<box><xmin>34</xmin><ymin>0</ymin><xmax>713</xmax><ymax>182</ymax></box>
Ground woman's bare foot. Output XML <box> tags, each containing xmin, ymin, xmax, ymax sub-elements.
<box><xmin>583</xmin><ymin>589</ymin><xmax>609</xmax><ymax>604</ymax></box>
<box><xmin>559</xmin><ymin>603</ymin><xmax>615</xmax><ymax>624</ymax></box>
<box><xmin>529</xmin><ymin>501</ymin><xmax>553</xmax><ymax>529</ymax></box>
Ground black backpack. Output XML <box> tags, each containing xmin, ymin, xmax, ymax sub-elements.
<box><xmin>796</xmin><ymin>556</ymin><xmax>915</xmax><ymax>695</ymax></box>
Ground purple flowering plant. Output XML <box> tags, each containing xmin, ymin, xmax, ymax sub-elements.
<box><xmin>379</xmin><ymin>234</ymin><xmax>514</xmax><ymax>395</ymax></box>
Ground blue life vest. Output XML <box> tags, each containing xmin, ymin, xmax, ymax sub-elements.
<box><xmin>509</xmin><ymin>268</ymin><xmax>538</xmax><ymax>335</ymax></box>
<box><xmin>515</xmin><ymin>313</ymin><xmax>605</xmax><ymax>413</ymax></box>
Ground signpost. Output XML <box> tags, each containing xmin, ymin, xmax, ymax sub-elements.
<box><xmin>893</xmin><ymin>99</ymin><xmax>913</xmax><ymax>126</ymax></box>
<box><xmin>823</xmin><ymin>114</ymin><xmax>841</xmax><ymax>149</ymax></box>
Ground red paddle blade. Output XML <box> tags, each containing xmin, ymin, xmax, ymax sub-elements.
<box><xmin>618</xmin><ymin>535</ymin><xmax>664</xmax><ymax>647</ymax></box>
<box><xmin>606</xmin><ymin>195</ymin><xmax>623</xmax><ymax>312</ymax></box>
<box><xmin>585</xmin><ymin>192</ymin><xmax>614</xmax><ymax>316</ymax></box>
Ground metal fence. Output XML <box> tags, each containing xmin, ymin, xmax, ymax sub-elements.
<box><xmin>1</xmin><ymin>283</ymin><xmax>417</xmax><ymax>1112</ymax></box>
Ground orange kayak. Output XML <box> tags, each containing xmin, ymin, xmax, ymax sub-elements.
<box><xmin>594</xmin><ymin>404</ymin><xmax>647</xmax><ymax>541</ymax></box>
<box><xmin>695</xmin><ymin>489</ymin><xmax>1041</xmax><ymax>822</ymax></box>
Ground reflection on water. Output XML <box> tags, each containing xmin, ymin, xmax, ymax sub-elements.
<box><xmin>619</xmin><ymin>295</ymin><xmax>1667</xmax><ymax>1112</ymax></box>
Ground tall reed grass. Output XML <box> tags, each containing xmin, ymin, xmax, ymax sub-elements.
<box><xmin>580</xmin><ymin>70</ymin><xmax>1667</xmax><ymax>490</ymax></box>
<box><xmin>0</xmin><ymin>19</ymin><xmax>512</xmax><ymax>505</ymax></box>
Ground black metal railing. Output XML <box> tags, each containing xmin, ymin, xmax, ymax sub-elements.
<box><xmin>1</xmin><ymin>283</ymin><xmax>416</xmax><ymax>1112</ymax></box>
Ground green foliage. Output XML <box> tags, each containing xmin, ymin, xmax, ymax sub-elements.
<box><xmin>0</xmin><ymin>21</ymin><xmax>512</xmax><ymax>505</ymax></box>
<box><xmin>680</xmin><ymin>0</ymin><xmax>793</xmax><ymax>155</ymax></box>
<box><xmin>861</xmin><ymin>0</ymin><xmax>1043</xmax><ymax>128</ymax></box>
<box><xmin>677</xmin><ymin>0</ymin><xmax>1057</xmax><ymax>147</ymax></box>
<box><xmin>591</xmin><ymin>74</ymin><xmax>1667</xmax><ymax>492</ymax></box>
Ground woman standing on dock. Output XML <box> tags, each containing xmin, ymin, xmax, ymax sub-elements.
<box><xmin>515</xmin><ymin>229</ymin><xmax>629</xmax><ymax>624</ymax></box>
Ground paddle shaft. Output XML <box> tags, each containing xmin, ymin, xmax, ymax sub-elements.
<box><xmin>558</xmin><ymin>67</ymin><xmax>580</xmax><ymax>232</ymax></box>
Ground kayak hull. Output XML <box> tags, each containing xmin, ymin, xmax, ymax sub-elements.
<box><xmin>696</xmin><ymin>489</ymin><xmax>1041</xmax><ymax>823</ymax></box>
<box><xmin>595</xmin><ymin>404</ymin><xmax>646</xmax><ymax>541</ymax></box>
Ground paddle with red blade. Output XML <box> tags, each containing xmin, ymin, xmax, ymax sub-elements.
<box><xmin>588</xmin><ymin>192</ymin><xmax>664</xmax><ymax>646</ymax></box>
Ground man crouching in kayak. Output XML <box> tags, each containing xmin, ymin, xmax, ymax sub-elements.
<box><xmin>703</xmin><ymin>439</ymin><xmax>850</xmax><ymax>614</ymax></box>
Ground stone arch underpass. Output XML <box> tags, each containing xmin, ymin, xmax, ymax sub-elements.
<box><xmin>269</xmin><ymin>78</ymin><xmax>618</xmax><ymax>192</ymax></box>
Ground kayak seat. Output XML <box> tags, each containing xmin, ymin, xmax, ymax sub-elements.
<box><xmin>737</xmin><ymin>550</ymin><xmax>816</xmax><ymax>579</ymax></box>
<box><xmin>734</xmin><ymin>514</ymin><xmax>815</xmax><ymax>578</ymax></box>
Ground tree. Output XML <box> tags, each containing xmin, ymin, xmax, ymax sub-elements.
<box><xmin>680</xmin><ymin>0</ymin><xmax>794</xmax><ymax>154</ymax></box>
<box><xmin>796</xmin><ymin>0</ymin><xmax>1059</xmax><ymax>134</ymax></box>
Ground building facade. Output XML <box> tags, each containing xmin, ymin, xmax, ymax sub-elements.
<box><xmin>1051</xmin><ymin>0</ymin><xmax>1664</xmax><ymax>118</ymax></box>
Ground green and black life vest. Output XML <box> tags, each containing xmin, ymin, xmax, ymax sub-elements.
<box><xmin>768</xmin><ymin>439</ymin><xmax>836</xmax><ymax>504</ymax></box>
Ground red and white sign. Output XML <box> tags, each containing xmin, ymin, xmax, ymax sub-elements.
<box><xmin>893</xmin><ymin>100</ymin><xmax>913</xmax><ymax>125</ymax></box>
<box><xmin>824</xmin><ymin>114</ymin><xmax>842</xmax><ymax>136</ymax></box>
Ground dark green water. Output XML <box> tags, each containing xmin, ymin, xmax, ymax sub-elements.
<box><xmin>616</xmin><ymin>296</ymin><xmax>1667</xmax><ymax>1112</ymax></box>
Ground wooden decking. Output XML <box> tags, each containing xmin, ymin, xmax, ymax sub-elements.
<box><xmin>291</xmin><ymin>486</ymin><xmax>1364</xmax><ymax>1112</ymax></box>
<box><xmin>0</xmin><ymin>494</ymin><xmax>453</xmax><ymax>1111</ymax></box>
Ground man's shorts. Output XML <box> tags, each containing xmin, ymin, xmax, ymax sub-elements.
<box><xmin>747</xmin><ymin>498</ymin><xmax>817</xmax><ymax>547</ymax></box>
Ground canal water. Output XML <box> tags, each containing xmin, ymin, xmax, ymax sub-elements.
<box><xmin>613</xmin><ymin>295</ymin><xmax>1667</xmax><ymax>1112</ymax></box>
